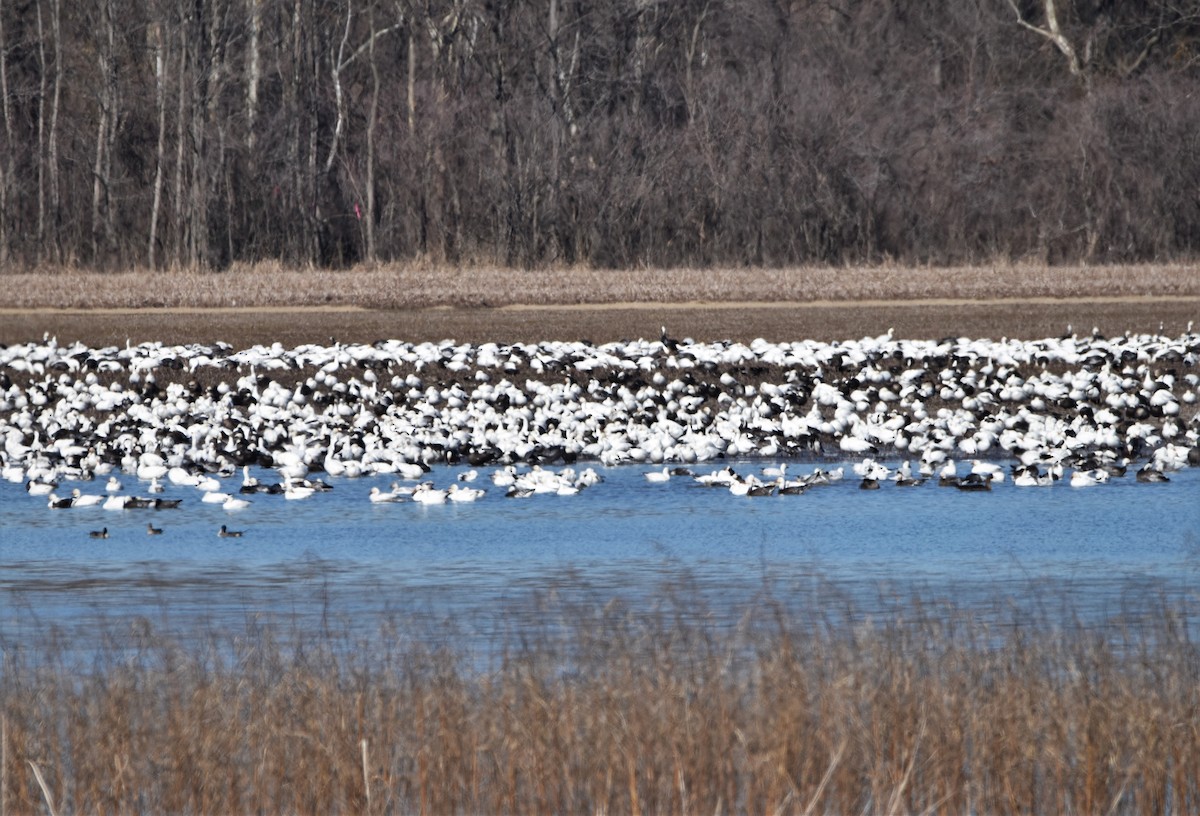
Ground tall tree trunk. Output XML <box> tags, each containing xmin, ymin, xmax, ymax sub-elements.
<box><xmin>92</xmin><ymin>0</ymin><xmax>117</xmax><ymax>265</ymax></box>
<box><xmin>406</xmin><ymin>22</ymin><xmax>415</xmax><ymax>135</ymax></box>
<box><xmin>47</xmin><ymin>0</ymin><xmax>60</xmax><ymax>262</ymax></box>
<box><xmin>246</xmin><ymin>0</ymin><xmax>260</xmax><ymax>151</ymax></box>
<box><xmin>172</xmin><ymin>31</ymin><xmax>188</xmax><ymax>266</ymax></box>
<box><xmin>365</xmin><ymin>1</ymin><xmax>379</xmax><ymax>263</ymax></box>
<box><xmin>323</xmin><ymin>0</ymin><xmax>351</xmax><ymax>176</ymax></box>
<box><xmin>149</xmin><ymin>18</ymin><xmax>168</xmax><ymax>269</ymax></box>
<box><xmin>35</xmin><ymin>0</ymin><xmax>46</xmax><ymax>259</ymax></box>
<box><xmin>0</xmin><ymin>3</ymin><xmax>13</xmax><ymax>265</ymax></box>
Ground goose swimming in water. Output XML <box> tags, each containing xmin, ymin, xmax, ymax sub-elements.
<box><xmin>447</xmin><ymin>484</ymin><xmax>486</xmax><ymax>502</ymax></box>
<box><xmin>70</xmin><ymin>488</ymin><xmax>104</xmax><ymax>507</ymax></box>
<box><xmin>283</xmin><ymin>479</ymin><xmax>316</xmax><ymax>500</ymax></box>
<box><xmin>1136</xmin><ymin>464</ymin><xmax>1170</xmax><ymax>483</ymax></box>
<box><xmin>747</xmin><ymin>480</ymin><xmax>777</xmax><ymax>497</ymax></box>
<box><xmin>1013</xmin><ymin>466</ymin><xmax>1054</xmax><ymax>487</ymax></box>
<box><xmin>1069</xmin><ymin>469</ymin><xmax>1108</xmax><ymax>487</ymax></box>
<box><xmin>954</xmin><ymin>473</ymin><xmax>993</xmax><ymax>491</ymax></box>
<box><xmin>88</xmin><ymin>527</ymin><xmax>109</xmax><ymax>539</ymax></box>
<box><xmin>643</xmin><ymin>466</ymin><xmax>671</xmax><ymax>483</ymax></box>
<box><xmin>411</xmin><ymin>482</ymin><xmax>448</xmax><ymax>504</ymax></box>
<box><xmin>146</xmin><ymin>522</ymin><xmax>163</xmax><ymax>535</ymax></box>
<box><xmin>694</xmin><ymin>467</ymin><xmax>738</xmax><ymax>487</ymax></box>
<box><xmin>26</xmin><ymin>479</ymin><xmax>57</xmax><ymax>496</ymax></box>
<box><xmin>218</xmin><ymin>524</ymin><xmax>244</xmax><ymax>538</ymax></box>
<box><xmin>368</xmin><ymin>486</ymin><xmax>403</xmax><ymax>503</ymax></box>
<box><xmin>937</xmin><ymin>460</ymin><xmax>958</xmax><ymax>486</ymax></box>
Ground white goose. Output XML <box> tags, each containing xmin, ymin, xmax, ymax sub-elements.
<box><xmin>368</xmin><ymin>486</ymin><xmax>403</xmax><ymax>503</ymax></box>
<box><xmin>411</xmin><ymin>482</ymin><xmax>447</xmax><ymax>505</ymax></box>
<box><xmin>447</xmin><ymin>484</ymin><xmax>486</xmax><ymax>502</ymax></box>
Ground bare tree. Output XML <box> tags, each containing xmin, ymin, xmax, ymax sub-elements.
<box><xmin>148</xmin><ymin>15</ymin><xmax>168</xmax><ymax>269</ymax></box>
<box><xmin>1006</xmin><ymin>0</ymin><xmax>1084</xmax><ymax>79</ymax></box>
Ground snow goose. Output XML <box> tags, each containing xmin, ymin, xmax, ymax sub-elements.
<box><xmin>411</xmin><ymin>483</ymin><xmax>447</xmax><ymax>504</ymax></box>
<box><xmin>1069</xmin><ymin>469</ymin><xmax>1108</xmax><ymax>487</ymax></box>
<box><xmin>727</xmin><ymin>478</ymin><xmax>753</xmax><ymax>497</ymax></box>
<box><xmin>195</xmin><ymin>475</ymin><xmax>222</xmax><ymax>492</ymax></box>
<box><xmin>368</xmin><ymin>486</ymin><xmax>403</xmax><ymax>503</ymax></box>
<box><xmin>694</xmin><ymin>467</ymin><xmax>738</xmax><ymax>487</ymax></box>
<box><xmin>447</xmin><ymin>484</ymin><xmax>486</xmax><ymax>502</ymax></box>
<box><xmin>25</xmin><ymin>479</ymin><xmax>57</xmax><ymax>496</ymax></box>
<box><xmin>937</xmin><ymin>460</ymin><xmax>958</xmax><ymax>486</ymax></box>
<box><xmin>643</xmin><ymin>466</ymin><xmax>671</xmax><ymax>483</ymax></box>
<box><xmin>69</xmin><ymin>489</ymin><xmax>104</xmax><ymax>507</ymax></box>
<box><xmin>283</xmin><ymin>478</ymin><xmax>316</xmax><ymax>500</ymax></box>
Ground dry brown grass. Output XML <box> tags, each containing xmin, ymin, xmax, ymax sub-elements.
<box><xmin>3</xmin><ymin>585</ymin><xmax>1199</xmax><ymax>815</ymax></box>
<box><xmin>2</xmin><ymin>261</ymin><xmax>1199</xmax><ymax>310</ymax></box>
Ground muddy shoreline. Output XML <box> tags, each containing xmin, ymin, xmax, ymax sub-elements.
<box><xmin>3</xmin><ymin>297</ymin><xmax>1197</xmax><ymax>348</ymax></box>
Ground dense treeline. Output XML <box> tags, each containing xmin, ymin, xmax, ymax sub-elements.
<box><xmin>0</xmin><ymin>0</ymin><xmax>1197</xmax><ymax>271</ymax></box>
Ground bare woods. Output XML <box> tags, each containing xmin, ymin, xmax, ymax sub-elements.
<box><xmin>0</xmin><ymin>0</ymin><xmax>1197</xmax><ymax>272</ymax></box>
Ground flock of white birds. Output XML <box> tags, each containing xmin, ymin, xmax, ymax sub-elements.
<box><xmin>3</xmin><ymin>326</ymin><xmax>1197</xmax><ymax>534</ymax></box>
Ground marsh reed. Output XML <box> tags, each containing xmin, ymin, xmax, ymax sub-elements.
<box><xmin>2</xmin><ymin>584</ymin><xmax>1199</xmax><ymax>815</ymax></box>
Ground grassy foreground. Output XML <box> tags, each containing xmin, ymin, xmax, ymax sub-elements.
<box><xmin>3</xmin><ymin>586</ymin><xmax>1199</xmax><ymax>815</ymax></box>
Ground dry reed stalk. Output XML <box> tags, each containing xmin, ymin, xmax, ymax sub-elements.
<box><xmin>25</xmin><ymin>761</ymin><xmax>57</xmax><ymax>816</ymax></box>
<box><xmin>3</xmin><ymin>588</ymin><xmax>1200</xmax><ymax>814</ymax></box>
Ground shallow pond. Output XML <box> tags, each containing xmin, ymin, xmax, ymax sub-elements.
<box><xmin>3</xmin><ymin>459</ymin><xmax>1198</xmax><ymax>650</ymax></box>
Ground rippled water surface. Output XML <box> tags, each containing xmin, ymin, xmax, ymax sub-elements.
<box><xmin>4</xmin><ymin>460</ymin><xmax>1198</xmax><ymax>644</ymax></box>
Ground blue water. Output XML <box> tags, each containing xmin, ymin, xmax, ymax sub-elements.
<box><xmin>3</xmin><ymin>460</ymin><xmax>1198</xmax><ymax>649</ymax></box>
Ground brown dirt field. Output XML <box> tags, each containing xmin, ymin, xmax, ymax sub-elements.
<box><xmin>1</xmin><ymin>264</ymin><xmax>1196</xmax><ymax>345</ymax></box>
<box><xmin>2</xmin><ymin>298</ymin><xmax>1197</xmax><ymax>347</ymax></box>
